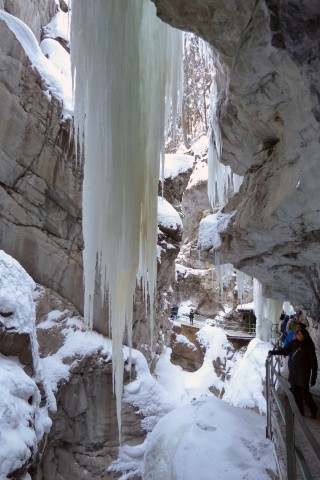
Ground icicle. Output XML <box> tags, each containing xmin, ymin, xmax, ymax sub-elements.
<box><xmin>253</xmin><ymin>278</ymin><xmax>283</xmax><ymax>341</ymax></box>
<box><xmin>71</xmin><ymin>0</ymin><xmax>183</xmax><ymax>442</ymax></box>
<box><xmin>214</xmin><ymin>251</ymin><xmax>223</xmax><ymax>297</ymax></box>
<box><xmin>232</xmin><ymin>173</ymin><xmax>243</xmax><ymax>194</ymax></box>
<box><xmin>235</xmin><ymin>270</ymin><xmax>252</xmax><ymax>306</ymax></box>
<box><xmin>264</xmin><ymin>298</ymin><xmax>283</xmax><ymax>334</ymax></box>
<box><xmin>207</xmin><ymin>49</ymin><xmax>231</xmax><ymax>208</ymax></box>
<box><xmin>235</xmin><ymin>270</ymin><xmax>244</xmax><ymax>306</ymax></box>
<box><xmin>207</xmin><ymin>49</ymin><xmax>243</xmax><ymax>208</ymax></box>
<box><xmin>214</xmin><ymin>251</ymin><xmax>233</xmax><ymax>298</ymax></box>
<box><xmin>253</xmin><ymin>279</ymin><xmax>263</xmax><ymax>337</ymax></box>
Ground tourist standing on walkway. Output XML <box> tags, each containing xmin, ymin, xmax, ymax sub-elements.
<box><xmin>189</xmin><ymin>309</ymin><xmax>194</xmax><ymax>325</ymax></box>
<box><xmin>269</xmin><ymin>327</ymin><xmax>318</xmax><ymax>418</ymax></box>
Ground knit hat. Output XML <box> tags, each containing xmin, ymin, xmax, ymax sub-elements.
<box><xmin>296</xmin><ymin>327</ymin><xmax>310</xmax><ymax>341</ymax></box>
<box><xmin>297</xmin><ymin>321</ymin><xmax>307</xmax><ymax>330</ymax></box>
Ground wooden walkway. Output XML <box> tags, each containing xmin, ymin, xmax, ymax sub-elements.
<box><xmin>177</xmin><ymin>316</ymin><xmax>255</xmax><ymax>343</ymax></box>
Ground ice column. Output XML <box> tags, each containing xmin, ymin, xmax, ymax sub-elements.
<box><xmin>235</xmin><ymin>270</ymin><xmax>245</xmax><ymax>306</ymax></box>
<box><xmin>207</xmin><ymin>50</ymin><xmax>244</xmax><ymax>208</ymax></box>
<box><xmin>214</xmin><ymin>251</ymin><xmax>233</xmax><ymax>298</ymax></box>
<box><xmin>253</xmin><ymin>279</ymin><xmax>283</xmax><ymax>341</ymax></box>
<box><xmin>71</xmin><ymin>0</ymin><xmax>183</xmax><ymax>440</ymax></box>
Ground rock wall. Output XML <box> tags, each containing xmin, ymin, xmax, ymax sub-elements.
<box><xmin>30</xmin><ymin>287</ymin><xmax>145</xmax><ymax>480</ymax></box>
<box><xmin>153</xmin><ymin>0</ymin><xmax>320</xmax><ymax>322</ymax></box>
<box><xmin>0</xmin><ymin>15</ymin><xmax>84</xmax><ymax>314</ymax></box>
<box><xmin>35</xmin><ymin>357</ymin><xmax>144</xmax><ymax>480</ymax></box>
<box><xmin>170</xmin><ymin>324</ymin><xmax>204</xmax><ymax>371</ymax></box>
<box><xmin>2</xmin><ymin>0</ymin><xmax>57</xmax><ymax>42</ymax></box>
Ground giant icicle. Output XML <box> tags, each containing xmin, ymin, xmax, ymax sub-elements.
<box><xmin>71</xmin><ymin>0</ymin><xmax>183</xmax><ymax>440</ymax></box>
<box><xmin>207</xmin><ymin>53</ymin><xmax>244</xmax><ymax>208</ymax></box>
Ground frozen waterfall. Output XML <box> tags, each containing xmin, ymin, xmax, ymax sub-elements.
<box><xmin>71</xmin><ymin>0</ymin><xmax>183</xmax><ymax>439</ymax></box>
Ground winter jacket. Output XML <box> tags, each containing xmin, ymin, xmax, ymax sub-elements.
<box><xmin>270</xmin><ymin>337</ymin><xmax>318</xmax><ymax>389</ymax></box>
<box><xmin>280</xmin><ymin>316</ymin><xmax>289</xmax><ymax>335</ymax></box>
<box><xmin>283</xmin><ymin>331</ymin><xmax>295</xmax><ymax>348</ymax></box>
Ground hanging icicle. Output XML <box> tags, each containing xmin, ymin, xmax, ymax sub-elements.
<box><xmin>71</xmin><ymin>0</ymin><xmax>183</xmax><ymax>441</ymax></box>
<box><xmin>214</xmin><ymin>251</ymin><xmax>233</xmax><ymax>299</ymax></box>
<box><xmin>232</xmin><ymin>173</ymin><xmax>243</xmax><ymax>194</ymax></box>
<box><xmin>253</xmin><ymin>278</ymin><xmax>283</xmax><ymax>341</ymax></box>
<box><xmin>235</xmin><ymin>270</ymin><xmax>245</xmax><ymax>306</ymax></box>
<box><xmin>207</xmin><ymin>50</ymin><xmax>230</xmax><ymax>208</ymax></box>
<box><xmin>206</xmin><ymin>48</ymin><xmax>245</xmax><ymax>208</ymax></box>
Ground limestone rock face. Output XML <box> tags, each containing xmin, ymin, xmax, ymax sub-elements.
<box><xmin>170</xmin><ymin>324</ymin><xmax>204</xmax><ymax>371</ymax></box>
<box><xmin>37</xmin><ymin>356</ymin><xmax>144</xmax><ymax>480</ymax></box>
<box><xmin>33</xmin><ymin>287</ymin><xmax>146</xmax><ymax>480</ymax></box>
<box><xmin>159</xmin><ymin>168</ymin><xmax>192</xmax><ymax>210</ymax></box>
<box><xmin>0</xmin><ymin>17</ymin><xmax>84</xmax><ymax>314</ymax></box>
<box><xmin>181</xmin><ymin>175</ymin><xmax>211</xmax><ymax>245</ymax></box>
<box><xmin>2</xmin><ymin>0</ymin><xmax>57</xmax><ymax>42</ymax></box>
<box><xmin>153</xmin><ymin>0</ymin><xmax>320</xmax><ymax>321</ymax></box>
<box><xmin>175</xmin><ymin>265</ymin><xmax>226</xmax><ymax>318</ymax></box>
<box><xmin>152</xmin><ymin>0</ymin><xmax>256</xmax><ymax>65</ymax></box>
<box><xmin>0</xmin><ymin>322</ymin><xmax>35</xmax><ymax>376</ymax></box>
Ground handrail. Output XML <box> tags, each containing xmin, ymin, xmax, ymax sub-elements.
<box><xmin>266</xmin><ymin>355</ymin><xmax>320</xmax><ymax>479</ymax></box>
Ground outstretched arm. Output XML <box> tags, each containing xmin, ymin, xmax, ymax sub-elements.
<box><xmin>268</xmin><ymin>344</ymin><xmax>292</xmax><ymax>357</ymax></box>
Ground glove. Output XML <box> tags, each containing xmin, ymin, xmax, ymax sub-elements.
<box><xmin>310</xmin><ymin>378</ymin><xmax>316</xmax><ymax>387</ymax></box>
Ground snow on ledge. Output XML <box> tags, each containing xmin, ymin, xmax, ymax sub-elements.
<box><xmin>198</xmin><ymin>211</ymin><xmax>235</xmax><ymax>251</ymax></box>
<box><xmin>161</xmin><ymin>153</ymin><xmax>194</xmax><ymax>180</ymax></box>
<box><xmin>157</xmin><ymin>196</ymin><xmax>182</xmax><ymax>231</ymax></box>
<box><xmin>0</xmin><ymin>10</ymin><xmax>73</xmax><ymax>118</ymax></box>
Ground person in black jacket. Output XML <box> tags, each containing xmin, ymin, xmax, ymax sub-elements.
<box><xmin>269</xmin><ymin>327</ymin><xmax>318</xmax><ymax>418</ymax></box>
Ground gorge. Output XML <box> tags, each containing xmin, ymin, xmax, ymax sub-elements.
<box><xmin>0</xmin><ymin>0</ymin><xmax>320</xmax><ymax>478</ymax></box>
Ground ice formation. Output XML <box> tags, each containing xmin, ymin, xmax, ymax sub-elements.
<box><xmin>214</xmin><ymin>251</ymin><xmax>234</xmax><ymax>298</ymax></box>
<box><xmin>235</xmin><ymin>269</ymin><xmax>247</xmax><ymax>306</ymax></box>
<box><xmin>205</xmin><ymin>46</ymin><xmax>243</xmax><ymax>207</ymax></box>
<box><xmin>71</xmin><ymin>0</ymin><xmax>183</xmax><ymax>439</ymax></box>
<box><xmin>253</xmin><ymin>279</ymin><xmax>283</xmax><ymax>341</ymax></box>
<box><xmin>207</xmin><ymin>51</ymin><xmax>228</xmax><ymax>208</ymax></box>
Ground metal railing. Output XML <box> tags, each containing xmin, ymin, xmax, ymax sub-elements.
<box><xmin>211</xmin><ymin>314</ymin><xmax>256</xmax><ymax>335</ymax></box>
<box><xmin>266</xmin><ymin>355</ymin><xmax>320</xmax><ymax>479</ymax></box>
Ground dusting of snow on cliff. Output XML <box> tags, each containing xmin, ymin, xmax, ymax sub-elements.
<box><xmin>0</xmin><ymin>10</ymin><xmax>73</xmax><ymax>117</ymax></box>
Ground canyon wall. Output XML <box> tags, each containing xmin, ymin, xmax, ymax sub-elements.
<box><xmin>153</xmin><ymin>0</ymin><xmax>320</xmax><ymax>322</ymax></box>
